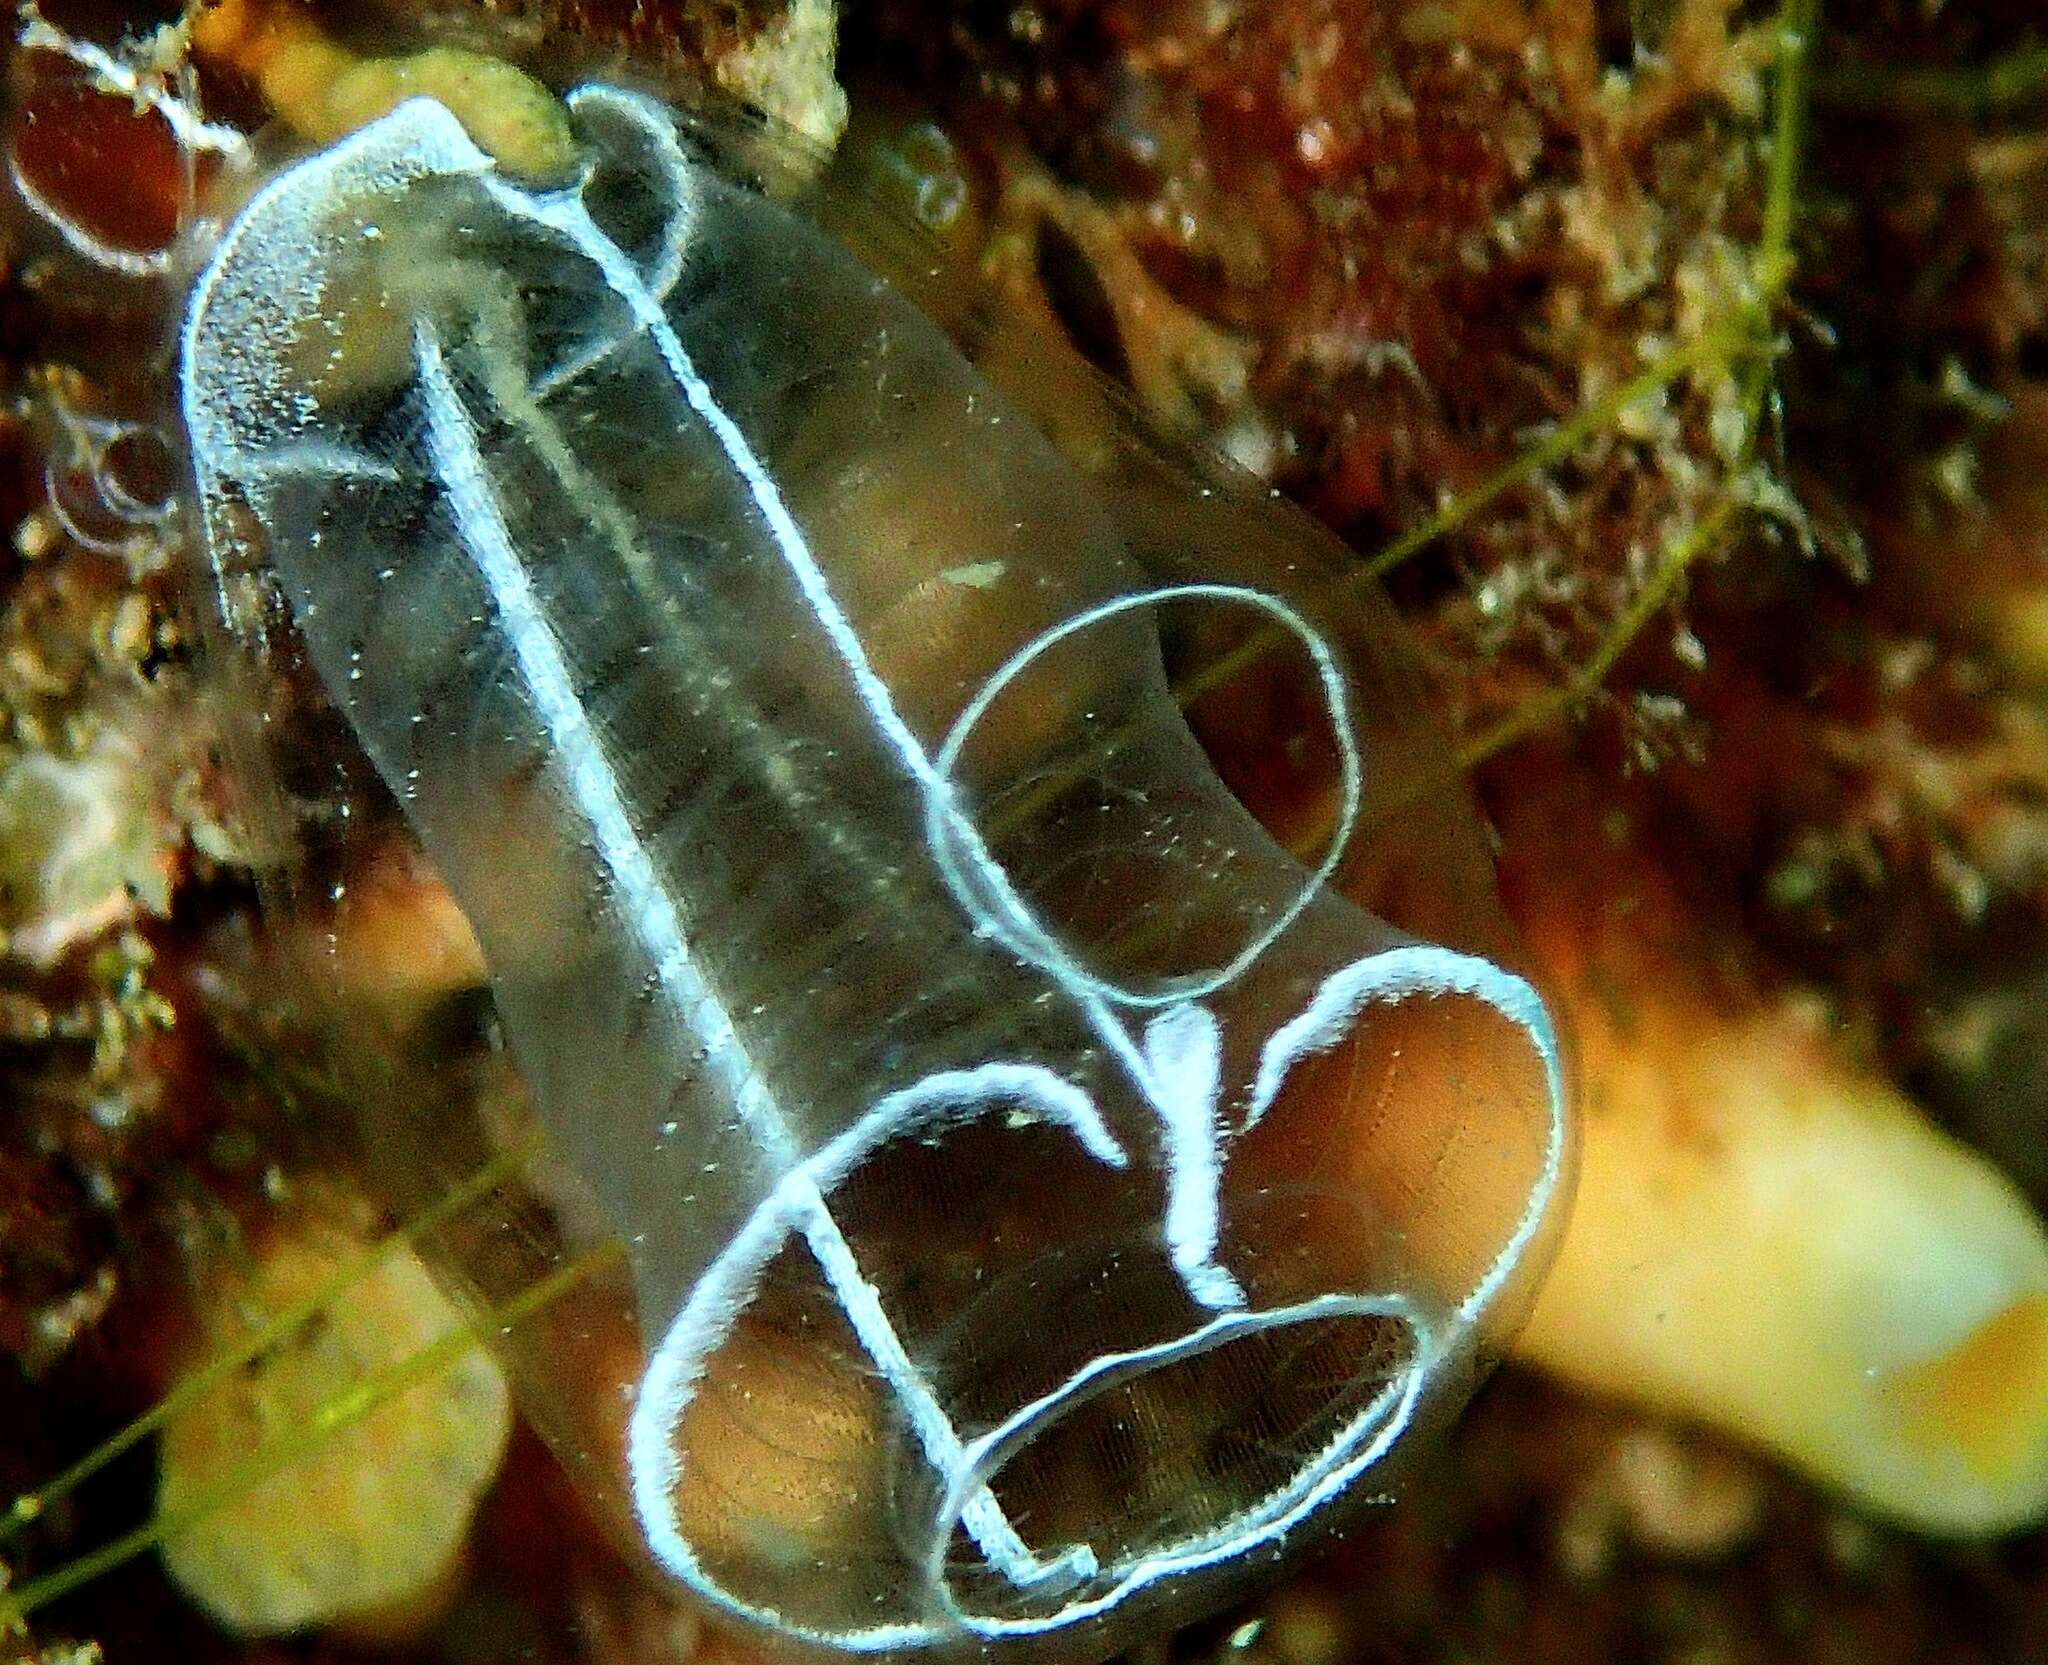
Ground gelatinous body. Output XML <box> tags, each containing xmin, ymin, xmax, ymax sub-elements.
<box><xmin>183</xmin><ymin>86</ymin><xmax>1568</xmax><ymax>1657</ymax></box>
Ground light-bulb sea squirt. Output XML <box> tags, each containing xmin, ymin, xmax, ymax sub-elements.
<box><xmin>179</xmin><ymin>82</ymin><xmax>1572</xmax><ymax>1659</ymax></box>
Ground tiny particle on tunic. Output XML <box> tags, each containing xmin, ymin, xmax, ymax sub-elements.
<box><xmin>940</xmin><ymin>561</ymin><xmax>1006</xmax><ymax>589</ymax></box>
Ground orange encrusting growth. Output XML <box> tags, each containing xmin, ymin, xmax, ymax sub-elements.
<box><xmin>1888</xmin><ymin>1294</ymin><xmax>2048</xmax><ymax>1487</ymax></box>
<box><xmin>1493</xmin><ymin>757</ymin><xmax>2048</xmax><ymax>1535</ymax></box>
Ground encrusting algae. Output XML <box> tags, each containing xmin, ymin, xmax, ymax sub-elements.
<box><xmin>1496</xmin><ymin>764</ymin><xmax>2048</xmax><ymax>1535</ymax></box>
<box><xmin>157</xmin><ymin>1214</ymin><xmax>513</xmax><ymax>1639</ymax></box>
<box><xmin>1525</xmin><ymin>991</ymin><xmax>2048</xmax><ymax>1533</ymax></box>
<box><xmin>1</xmin><ymin>2</ymin><xmax>2047</xmax><ymax>1664</ymax></box>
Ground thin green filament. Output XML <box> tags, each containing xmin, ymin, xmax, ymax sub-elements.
<box><xmin>0</xmin><ymin>1238</ymin><xmax>618</xmax><ymax>1628</ymax></box>
<box><xmin>1454</xmin><ymin>0</ymin><xmax>1818</xmax><ymax>776</ymax></box>
<box><xmin>0</xmin><ymin>1135</ymin><xmax>539</xmax><ymax>1548</ymax></box>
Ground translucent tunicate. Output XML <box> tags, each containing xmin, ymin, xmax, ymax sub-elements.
<box><xmin>182</xmin><ymin>83</ymin><xmax>1570</xmax><ymax>1660</ymax></box>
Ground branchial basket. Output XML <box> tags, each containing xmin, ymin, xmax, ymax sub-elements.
<box><xmin>181</xmin><ymin>83</ymin><xmax>1571</xmax><ymax>1659</ymax></box>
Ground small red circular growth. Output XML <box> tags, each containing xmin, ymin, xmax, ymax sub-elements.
<box><xmin>9</xmin><ymin>52</ymin><xmax>214</xmax><ymax>267</ymax></box>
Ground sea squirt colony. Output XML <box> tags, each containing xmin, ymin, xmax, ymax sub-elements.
<box><xmin>179</xmin><ymin>79</ymin><xmax>1570</xmax><ymax>1658</ymax></box>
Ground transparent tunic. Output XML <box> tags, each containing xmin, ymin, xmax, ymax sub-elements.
<box><xmin>180</xmin><ymin>83</ymin><xmax>1572</xmax><ymax>1660</ymax></box>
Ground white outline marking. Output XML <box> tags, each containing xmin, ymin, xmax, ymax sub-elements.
<box><xmin>923</xmin><ymin>1292</ymin><xmax>1430</xmax><ymax>1635</ymax></box>
<box><xmin>1244</xmin><ymin>942</ymin><xmax>1566</xmax><ymax>1328</ymax></box>
<box><xmin>928</xmin><ymin>582</ymin><xmax>1364</xmax><ymax>1010</ymax></box>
